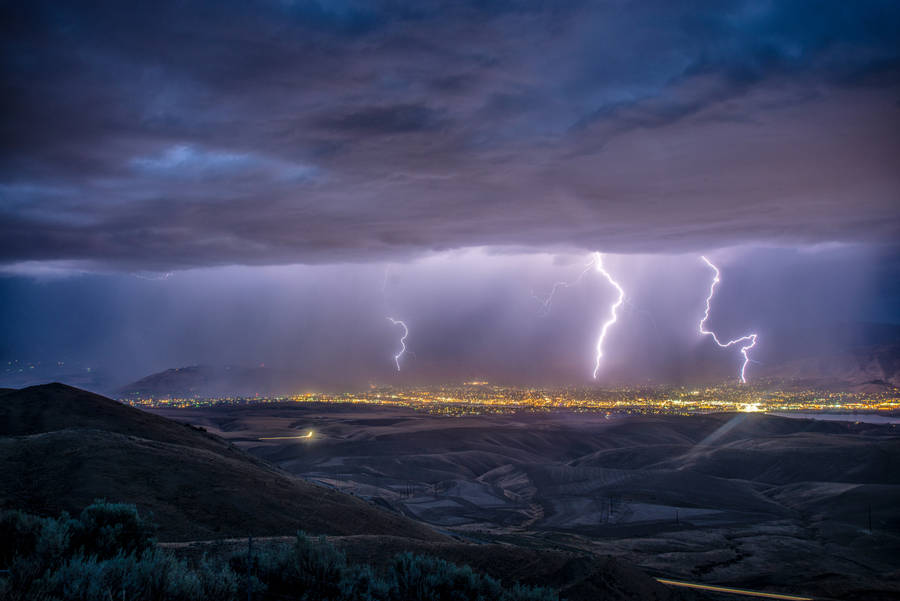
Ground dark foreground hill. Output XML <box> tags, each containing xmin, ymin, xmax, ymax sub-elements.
<box><xmin>0</xmin><ymin>383</ymin><xmax>233</xmax><ymax>455</ymax></box>
<box><xmin>1</xmin><ymin>384</ymin><xmax>681</xmax><ymax>600</ymax></box>
<box><xmin>0</xmin><ymin>383</ymin><xmax>440</xmax><ymax>542</ymax></box>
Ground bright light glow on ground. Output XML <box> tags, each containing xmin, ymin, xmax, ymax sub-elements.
<box><xmin>259</xmin><ymin>431</ymin><xmax>314</xmax><ymax>440</ymax></box>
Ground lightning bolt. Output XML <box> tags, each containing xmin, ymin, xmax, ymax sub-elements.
<box><xmin>381</xmin><ymin>265</ymin><xmax>390</xmax><ymax>296</ymax></box>
<box><xmin>133</xmin><ymin>271</ymin><xmax>173</xmax><ymax>281</ymax></box>
<box><xmin>387</xmin><ymin>317</ymin><xmax>408</xmax><ymax>371</ymax></box>
<box><xmin>699</xmin><ymin>256</ymin><xmax>758</xmax><ymax>384</ymax></box>
<box><xmin>592</xmin><ymin>252</ymin><xmax>625</xmax><ymax>379</ymax></box>
<box><xmin>531</xmin><ymin>256</ymin><xmax>597</xmax><ymax>315</ymax></box>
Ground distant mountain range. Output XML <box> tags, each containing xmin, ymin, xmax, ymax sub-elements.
<box><xmin>753</xmin><ymin>322</ymin><xmax>900</xmax><ymax>390</ymax></box>
<box><xmin>119</xmin><ymin>345</ymin><xmax>900</xmax><ymax>399</ymax></box>
<box><xmin>116</xmin><ymin>364</ymin><xmax>301</xmax><ymax>398</ymax></box>
<box><xmin>757</xmin><ymin>342</ymin><xmax>900</xmax><ymax>391</ymax></box>
<box><xmin>7</xmin><ymin>322</ymin><xmax>897</xmax><ymax>397</ymax></box>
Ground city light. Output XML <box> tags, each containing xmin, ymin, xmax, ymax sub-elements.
<box><xmin>122</xmin><ymin>383</ymin><xmax>899</xmax><ymax>418</ymax></box>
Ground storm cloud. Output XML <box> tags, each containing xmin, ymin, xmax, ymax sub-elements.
<box><xmin>2</xmin><ymin>0</ymin><xmax>899</xmax><ymax>271</ymax></box>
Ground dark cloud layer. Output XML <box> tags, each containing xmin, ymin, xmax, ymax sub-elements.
<box><xmin>2</xmin><ymin>1</ymin><xmax>899</xmax><ymax>270</ymax></box>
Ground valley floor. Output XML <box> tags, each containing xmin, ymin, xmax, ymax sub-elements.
<box><xmin>152</xmin><ymin>406</ymin><xmax>900</xmax><ymax>601</ymax></box>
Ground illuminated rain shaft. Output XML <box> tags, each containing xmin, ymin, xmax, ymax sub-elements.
<box><xmin>592</xmin><ymin>253</ymin><xmax>626</xmax><ymax>379</ymax></box>
<box><xmin>387</xmin><ymin>317</ymin><xmax>408</xmax><ymax>371</ymax></box>
<box><xmin>699</xmin><ymin>256</ymin><xmax>758</xmax><ymax>383</ymax></box>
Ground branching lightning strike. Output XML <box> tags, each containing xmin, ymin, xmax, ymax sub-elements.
<box><xmin>592</xmin><ymin>252</ymin><xmax>625</xmax><ymax>379</ymax></box>
<box><xmin>387</xmin><ymin>317</ymin><xmax>409</xmax><ymax>371</ymax></box>
<box><xmin>531</xmin><ymin>256</ymin><xmax>597</xmax><ymax>315</ymax></box>
<box><xmin>133</xmin><ymin>271</ymin><xmax>173</xmax><ymax>281</ymax></box>
<box><xmin>699</xmin><ymin>256</ymin><xmax>758</xmax><ymax>383</ymax></box>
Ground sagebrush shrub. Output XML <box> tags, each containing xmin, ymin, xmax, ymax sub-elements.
<box><xmin>1</xmin><ymin>507</ymin><xmax>558</xmax><ymax>601</ymax></box>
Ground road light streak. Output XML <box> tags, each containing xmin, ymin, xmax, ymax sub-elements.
<box><xmin>655</xmin><ymin>578</ymin><xmax>812</xmax><ymax>600</ymax></box>
<box><xmin>259</xmin><ymin>431</ymin><xmax>313</xmax><ymax>440</ymax></box>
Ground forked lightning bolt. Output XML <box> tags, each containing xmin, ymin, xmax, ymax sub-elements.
<box><xmin>531</xmin><ymin>256</ymin><xmax>597</xmax><ymax>315</ymax></box>
<box><xmin>592</xmin><ymin>252</ymin><xmax>625</xmax><ymax>379</ymax></box>
<box><xmin>699</xmin><ymin>256</ymin><xmax>758</xmax><ymax>383</ymax></box>
<box><xmin>387</xmin><ymin>317</ymin><xmax>408</xmax><ymax>371</ymax></box>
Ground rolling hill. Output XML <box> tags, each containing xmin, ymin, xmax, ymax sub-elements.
<box><xmin>0</xmin><ymin>383</ymin><xmax>441</xmax><ymax>542</ymax></box>
<box><xmin>1</xmin><ymin>383</ymin><xmax>683</xmax><ymax>600</ymax></box>
<box><xmin>168</xmin><ymin>404</ymin><xmax>900</xmax><ymax>600</ymax></box>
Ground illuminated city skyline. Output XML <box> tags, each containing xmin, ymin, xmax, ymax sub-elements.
<box><xmin>121</xmin><ymin>381</ymin><xmax>900</xmax><ymax>419</ymax></box>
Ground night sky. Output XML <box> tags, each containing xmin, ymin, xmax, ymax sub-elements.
<box><xmin>2</xmin><ymin>1</ymin><xmax>899</xmax><ymax>389</ymax></box>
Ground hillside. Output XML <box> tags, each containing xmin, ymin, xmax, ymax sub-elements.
<box><xmin>0</xmin><ymin>384</ymin><xmax>441</xmax><ymax>542</ymax></box>
<box><xmin>165</xmin><ymin>404</ymin><xmax>900</xmax><ymax>600</ymax></box>
<box><xmin>0</xmin><ymin>383</ymin><xmax>233</xmax><ymax>456</ymax></box>
<box><xmin>0</xmin><ymin>384</ymin><xmax>683</xmax><ymax>600</ymax></box>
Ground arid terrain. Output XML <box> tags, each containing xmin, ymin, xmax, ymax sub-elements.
<box><xmin>1</xmin><ymin>384</ymin><xmax>683</xmax><ymax>600</ymax></box>
<box><xmin>4</xmin><ymin>384</ymin><xmax>899</xmax><ymax>599</ymax></box>
<box><xmin>152</xmin><ymin>404</ymin><xmax>900</xmax><ymax>600</ymax></box>
<box><xmin>0</xmin><ymin>384</ymin><xmax>440</xmax><ymax>542</ymax></box>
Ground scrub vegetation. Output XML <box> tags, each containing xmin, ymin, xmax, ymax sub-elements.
<box><xmin>0</xmin><ymin>501</ymin><xmax>557</xmax><ymax>601</ymax></box>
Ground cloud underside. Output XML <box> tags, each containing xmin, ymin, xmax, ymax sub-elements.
<box><xmin>1</xmin><ymin>1</ymin><xmax>898</xmax><ymax>270</ymax></box>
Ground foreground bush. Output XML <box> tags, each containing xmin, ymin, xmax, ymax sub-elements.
<box><xmin>0</xmin><ymin>502</ymin><xmax>229</xmax><ymax>601</ymax></box>
<box><xmin>0</xmin><ymin>504</ymin><xmax>557</xmax><ymax>601</ymax></box>
<box><xmin>391</xmin><ymin>551</ymin><xmax>545</xmax><ymax>601</ymax></box>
